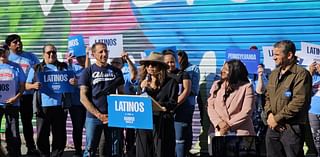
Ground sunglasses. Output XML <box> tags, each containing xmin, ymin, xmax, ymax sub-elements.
<box><xmin>145</xmin><ymin>62</ymin><xmax>158</xmax><ymax>67</ymax></box>
<box><xmin>45</xmin><ymin>50</ymin><xmax>57</xmax><ymax>54</ymax></box>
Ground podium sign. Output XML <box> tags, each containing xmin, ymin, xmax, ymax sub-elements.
<box><xmin>107</xmin><ymin>95</ymin><xmax>153</xmax><ymax>129</ymax></box>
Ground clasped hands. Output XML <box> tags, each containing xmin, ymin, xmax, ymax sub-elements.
<box><xmin>267</xmin><ymin>113</ymin><xmax>278</xmax><ymax>130</ymax></box>
<box><xmin>217</xmin><ymin>121</ymin><xmax>231</xmax><ymax>136</ymax></box>
<box><xmin>96</xmin><ymin>113</ymin><xmax>108</xmax><ymax>124</ymax></box>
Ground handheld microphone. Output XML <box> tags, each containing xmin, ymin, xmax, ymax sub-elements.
<box><xmin>146</xmin><ymin>74</ymin><xmax>151</xmax><ymax>82</ymax></box>
<box><xmin>141</xmin><ymin>74</ymin><xmax>151</xmax><ymax>94</ymax></box>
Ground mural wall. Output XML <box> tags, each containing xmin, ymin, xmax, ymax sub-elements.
<box><xmin>1</xmin><ymin>0</ymin><xmax>320</xmax><ymax>153</ymax></box>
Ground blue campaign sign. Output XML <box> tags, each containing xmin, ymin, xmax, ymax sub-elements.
<box><xmin>38</xmin><ymin>71</ymin><xmax>75</xmax><ymax>93</ymax></box>
<box><xmin>226</xmin><ymin>48</ymin><xmax>260</xmax><ymax>74</ymax></box>
<box><xmin>68</xmin><ymin>35</ymin><xmax>86</xmax><ymax>57</ymax></box>
<box><xmin>0</xmin><ymin>80</ymin><xmax>16</xmax><ymax>103</ymax></box>
<box><xmin>107</xmin><ymin>95</ymin><xmax>153</xmax><ymax>130</ymax></box>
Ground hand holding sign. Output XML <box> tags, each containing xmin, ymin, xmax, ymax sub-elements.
<box><xmin>309</xmin><ymin>62</ymin><xmax>317</xmax><ymax>75</ymax></box>
<box><xmin>33</xmin><ymin>82</ymin><xmax>41</xmax><ymax>90</ymax></box>
<box><xmin>257</xmin><ymin>64</ymin><xmax>265</xmax><ymax>77</ymax></box>
<box><xmin>121</xmin><ymin>52</ymin><xmax>129</xmax><ymax>60</ymax></box>
<box><xmin>67</xmin><ymin>53</ymin><xmax>75</xmax><ymax>65</ymax></box>
<box><xmin>69</xmin><ymin>78</ymin><xmax>77</xmax><ymax>86</ymax></box>
<box><xmin>6</xmin><ymin>96</ymin><xmax>18</xmax><ymax>105</ymax></box>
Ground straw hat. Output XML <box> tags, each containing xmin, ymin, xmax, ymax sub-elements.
<box><xmin>139</xmin><ymin>52</ymin><xmax>168</xmax><ymax>69</ymax></box>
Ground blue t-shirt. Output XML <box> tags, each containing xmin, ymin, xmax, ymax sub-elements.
<box><xmin>68</xmin><ymin>63</ymin><xmax>84</xmax><ymax>106</ymax></box>
<box><xmin>27</xmin><ymin>64</ymin><xmax>64</xmax><ymax>107</ymax></box>
<box><xmin>0</xmin><ymin>61</ymin><xmax>26</xmax><ymax>107</ymax></box>
<box><xmin>9</xmin><ymin>51</ymin><xmax>40</xmax><ymax>95</ymax></box>
<box><xmin>309</xmin><ymin>73</ymin><xmax>320</xmax><ymax>114</ymax></box>
<box><xmin>79</xmin><ymin>64</ymin><xmax>125</xmax><ymax>118</ymax></box>
<box><xmin>19</xmin><ymin>51</ymin><xmax>40</xmax><ymax>66</ymax></box>
<box><xmin>185</xmin><ymin>63</ymin><xmax>200</xmax><ymax>96</ymax></box>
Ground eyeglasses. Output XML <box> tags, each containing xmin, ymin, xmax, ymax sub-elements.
<box><xmin>45</xmin><ymin>50</ymin><xmax>57</xmax><ymax>55</ymax></box>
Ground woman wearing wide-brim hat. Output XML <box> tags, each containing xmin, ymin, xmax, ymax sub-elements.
<box><xmin>136</xmin><ymin>52</ymin><xmax>179</xmax><ymax>157</ymax></box>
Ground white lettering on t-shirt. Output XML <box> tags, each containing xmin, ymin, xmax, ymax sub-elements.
<box><xmin>92</xmin><ymin>71</ymin><xmax>116</xmax><ymax>85</ymax></box>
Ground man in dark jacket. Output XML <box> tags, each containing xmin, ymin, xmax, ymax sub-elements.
<box><xmin>264</xmin><ymin>40</ymin><xmax>312</xmax><ymax>157</ymax></box>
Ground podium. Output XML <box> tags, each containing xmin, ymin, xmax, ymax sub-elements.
<box><xmin>209</xmin><ymin>135</ymin><xmax>258</xmax><ymax>157</ymax></box>
<box><xmin>107</xmin><ymin>94</ymin><xmax>165</xmax><ymax>130</ymax></box>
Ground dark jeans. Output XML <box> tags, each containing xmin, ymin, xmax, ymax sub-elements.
<box><xmin>20</xmin><ymin>94</ymin><xmax>37</xmax><ymax>150</ymax></box>
<box><xmin>36</xmin><ymin>106</ymin><xmax>67</xmax><ymax>157</ymax></box>
<box><xmin>124</xmin><ymin>128</ymin><xmax>135</xmax><ymax>157</ymax></box>
<box><xmin>99</xmin><ymin>128</ymin><xmax>124</xmax><ymax>157</ymax></box>
<box><xmin>309</xmin><ymin>113</ymin><xmax>320</xmax><ymax>157</ymax></box>
<box><xmin>266</xmin><ymin>124</ymin><xmax>305</xmax><ymax>157</ymax></box>
<box><xmin>0</xmin><ymin>106</ymin><xmax>21</xmax><ymax>157</ymax></box>
<box><xmin>69</xmin><ymin>105</ymin><xmax>86</xmax><ymax>153</ymax></box>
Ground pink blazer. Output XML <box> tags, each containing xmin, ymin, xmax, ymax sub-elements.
<box><xmin>207</xmin><ymin>80</ymin><xmax>256</xmax><ymax>136</ymax></box>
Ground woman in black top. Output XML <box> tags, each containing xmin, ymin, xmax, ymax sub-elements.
<box><xmin>136</xmin><ymin>52</ymin><xmax>179</xmax><ymax>157</ymax></box>
<box><xmin>163</xmin><ymin>50</ymin><xmax>193</xmax><ymax>157</ymax></box>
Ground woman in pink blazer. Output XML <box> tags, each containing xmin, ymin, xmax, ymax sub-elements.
<box><xmin>207</xmin><ymin>59</ymin><xmax>256</xmax><ymax>136</ymax></box>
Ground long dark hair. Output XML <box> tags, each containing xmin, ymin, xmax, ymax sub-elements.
<box><xmin>213</xmin><ymin>59</ymin><xmax>249</xmax><ymax>102</ymax></box>
<box><xmin>177</xmin><ymin>50</ymin><xmax>189</xmax><ymax>71</ymax></box>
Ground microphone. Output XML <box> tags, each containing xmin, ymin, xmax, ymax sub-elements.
<box><xmin>146</xmin><ymin>74</ymin><xmax>151</xmax><ymax>82</ymax></box>
<box><xmin>141</xmin><ymin>74</ymin><xmax>151</xmax><ymax>94</ymax></box>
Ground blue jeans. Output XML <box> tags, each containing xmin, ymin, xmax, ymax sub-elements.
<box><xmin>174</xmin><ymin>97</ymin><xmax>195</xmax><ymax>157</ymax></box>
<box><xmin>84</xmin><ymin>117</ymin><xmax>112</xmax><ymax>157</ymax></box>
<box><xmin>174</xmin><ymin>122</ymin><xmax>192</xmax><ymax>157</ymax></box>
